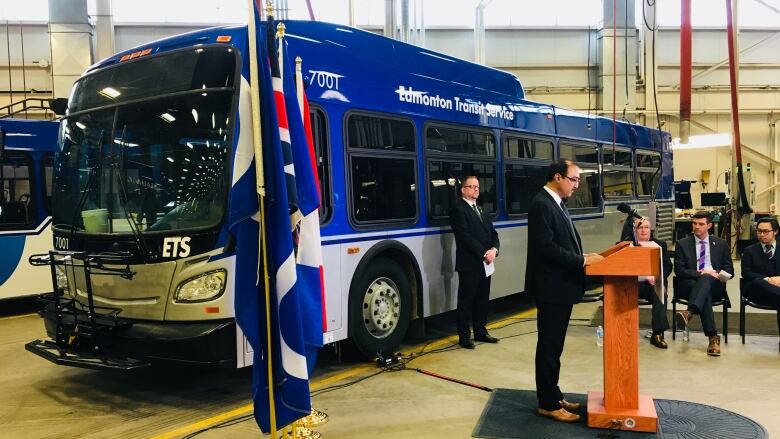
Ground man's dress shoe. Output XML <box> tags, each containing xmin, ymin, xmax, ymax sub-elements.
<box><xmin>459</xmin><ymin>339</ymin><xmax>475</xmax><ymax>349</ymax></box>
<box><xmin>650</xmin><ymin>334</ymin><xmax>668</xmax><ymax>349</ymax></box>
<box><xmin>559</xmin><ymin>399</ymin><xmax>581</xmax><ymax>412</ymax></box>
<box><xmin>675</xmin><ymin>310</ymin><xmax>692</xmax><ymax>328</ymax></box>
<box><xmin>707</xmin><ymin>335</ymin><xmax>721</xmax><ymax>356</ymax></box>
<box><xmin>474</xmin><ymin>333</ymin><xmax>499</xmax><ymax>343</ymax></box>
<box><xmin>537</xmin><ymin>407</ymin><xmax>581</xmax><ymax>423</ymax></box>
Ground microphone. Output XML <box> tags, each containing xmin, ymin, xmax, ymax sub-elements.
<box><xmin>617</xmin><ymin>202</ymin><xmax>643</xmax><ymax>221</ymax></box>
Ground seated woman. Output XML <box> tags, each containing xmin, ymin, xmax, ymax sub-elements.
<box><xmin>630</xmin><ymin>217</ymin><xmax>674</xmax><ymax>349</ymax></box>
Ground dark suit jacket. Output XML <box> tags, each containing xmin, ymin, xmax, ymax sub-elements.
<box><xmin>450</xmin><ymin>199</ymin><xmax>499</xmax><ymax>272</ymax></box>
<box><xmin>741</xmin><ymin>242</ymin><xmax>779</xmax><ymax>282</ymax></box>
<box><xmin>674</xmin><ymin>234</ymin><xmax>734</xmax><ymax>280</ymax></box>
<box><xmin>525</xmin><ymin>189</ymin><xmax>585</xmax><ymax>304</ymax></box>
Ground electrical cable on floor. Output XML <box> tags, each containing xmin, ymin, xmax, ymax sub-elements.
<box><xmin>176</xmin><ymin>317</ymin><xmax>594</xmax><ymax>437</ymax></box>
<box><xmin>406</xmin><ymin>364</ymin><xmax>493</xmax><ymax>392</ymax></box>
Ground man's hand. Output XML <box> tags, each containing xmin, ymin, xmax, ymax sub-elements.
<box><xmin>698</xmin><ymin>269</ymin><xmax>719</xmax><ymax>279</ymax></box>
<box><xmin>767</xmin><ymin>276</ymin><xmax>780</xmax><ymax>287</ymax></box>
<box><xmin>484</xmin><ymin>248</ymin><xmax>498</xmax><ymax>264</ymax></box>
<box><xmin>584</xmin><ymin>253</ymin><xmax>605</xmax><ymax>266</ymax></box>
<box><xmin>647</xmin><ymin>277</ymin><xmax>656</xmax><ymax>286</ymax></box>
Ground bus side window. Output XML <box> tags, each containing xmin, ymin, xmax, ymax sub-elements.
<box><xmin>309</xmin><ymin>107</ymin><xmax>331</xmax><ymax>223</ymax></box>
<box><xmin>503</xmin><ymin>135</ymin><xmax>553</xmax><ymax>216</ymax></box>
<box><xmin>425</xmin><ymin>124</ymin><xmax>496</xmax><ymax>221</ymax></box>
<box><xmin>559</xmin><ymin>143</ymin><xmax>601</xmax><ymax>210</ymax></box>
<box><xmin>0</xmin><ymin>152</ymin><xmax>34</xmax><ymax>228</ymax></box>
<box><xmin>346</xmin><ymin>112</ymin><xmax>417</xmax><ymax>225</ymax></box>
<box><xmin>42</xmin><ymin>153</ymin><xmax>55</xmax><ymax>214</ymax></box>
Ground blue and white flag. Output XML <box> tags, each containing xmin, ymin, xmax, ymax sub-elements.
<box><xmin>279</xmin><ymin>35</ymin><xmax>325</xmax><ymax>373</ymax></box>
<box><xmin>229</xmin><ymin>3</ymin><xmax>312</xmax><ymax>432</ymax></box>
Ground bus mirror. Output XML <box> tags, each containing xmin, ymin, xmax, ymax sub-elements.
<box><xmin>49</xmin><ymin>98</ymin><xmax>68</xmax><ymax>116</ymax></box>
<box><xmin>0</xmin><ymin>127</ymin><xmax>5</xmax><ymax>160</ymax></box>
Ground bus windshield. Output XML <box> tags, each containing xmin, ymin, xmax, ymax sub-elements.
<box><xmin>53</xmin><ymin>46</ymin><xmax>236</xmax><ymax>234</ymax></box>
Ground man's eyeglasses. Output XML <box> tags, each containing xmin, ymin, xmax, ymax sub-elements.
<box><xmin>464</xmin><ymin>185</ymin><xmax>480</xmax><ymax>190</ymax></box>
<box><xmin>563</xmin><ymin>175</ymin><xmax>580</xmax><ymax>183</ymax></box>
<box><xmin>757</xmin><ymin>228</ymin><xmax>775</xmax><ymax>235</ymax></box>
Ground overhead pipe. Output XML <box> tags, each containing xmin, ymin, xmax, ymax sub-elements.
<box><xmin>679</xmin><ymin>0</ymin><xmax>692</xmax><ymax>145</ymax></box>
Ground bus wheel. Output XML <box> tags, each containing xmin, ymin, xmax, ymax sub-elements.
<box><xmin>350</xmin><ymin>257</ymin><xmax>411</xmax><ymax>357</ymax></box>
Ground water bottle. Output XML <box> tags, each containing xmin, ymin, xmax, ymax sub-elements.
<box><xmin>682</xmin><ymin>325</ymin><xmax>690</xmax><ymax>343</ymax></box>
<box><xmin>596</xmin><ymin>325</ymin><xmax>604</xmax><ymax>347</ymax></box>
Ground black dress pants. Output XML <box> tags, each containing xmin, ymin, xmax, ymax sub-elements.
<box><xmin>745</xmin><ymin>278</ymin><xmax>780</xmax><ymax>308</ymax></box>
<box><xmin>677</xmin><ymin>276</ymin><xmax>726</xmax><ymax>334</ymax></box>
<box><xmin>638</xmin><ymin>281</ymin><xmax>669</xmax><ymax>333</ymax></box>
<box><xmin>535</xmin><ymin>301</ymin><xmax>573</xmax><ymax>411</ymax></box>
<box><xmin>456</xmin><ymin>269</ymin><xmax>491</xmax><ymax>339</ymax></box>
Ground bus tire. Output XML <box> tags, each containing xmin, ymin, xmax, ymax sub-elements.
<box><xmin>349</xmin><ymin>257</ymin><xmax>411</xmax><ymax>357</ymax></box>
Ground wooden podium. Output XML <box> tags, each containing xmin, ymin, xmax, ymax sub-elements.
<box><xmin>584</xmin><ymin>241</ymin><xmax>661</xmax><ymax>433</ymax></box>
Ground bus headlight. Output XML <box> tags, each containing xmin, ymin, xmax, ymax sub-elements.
<box><xmin>174</xmin><ymin>270</ymin><xmax>227</xmax><ymax>303</ymax></box>
<box><xmin>55</xmin><ymin>265</ymin><xmax>69</xmax><ymax>292</ymax></box>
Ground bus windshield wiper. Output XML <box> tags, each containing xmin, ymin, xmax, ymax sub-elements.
<box><xmin>69</xmin><ymin>129</ymin><xmax>105</xmax><ymax>244</ymax></box>
<box><xmin>113</xmin><ymin>124</ymin><xmax>159</xmax><ymax>262</ymax></box>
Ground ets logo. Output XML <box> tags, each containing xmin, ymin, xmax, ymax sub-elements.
<box><xmin>162</xmin><ymin>236</ymin><xmax>191</xmax><ymax>258</ymax></box>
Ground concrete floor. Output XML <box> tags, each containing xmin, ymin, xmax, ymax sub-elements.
<box><xmin>1</xmin><ymin>272</ymin><xmax>779</xmax><ymax>438</ymax></box>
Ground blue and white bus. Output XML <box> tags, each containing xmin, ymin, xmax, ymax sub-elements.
<box><xmin>27</xmin><ymin>19</ymin><xmax>672</xmax><ymax>369</ymax></box>
<box><xmin>0</xmin><ymin>119</ymin><xmax>58</xmax><ymax>300</ymax></box>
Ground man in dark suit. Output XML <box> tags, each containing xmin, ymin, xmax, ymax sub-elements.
<box><xmin>450</xmin><ymin>176</ymin><xmax>500</xmax><ymax>350</ymax></box>
<box><xmin>633</xmin><ymin>217</ymin><xmax>673</xmax><ymax>348</ymax></box>
<box><xmin>527</xmin><ymin>159</ymin><xmax>604</xmax><ymax>423</ymax></box>
<box><xmin>674</xmin><ymin>211</ymin><xmax>733</xmax><ymax>356</ymax></box>
<box><xmin>741</xmin><ymin>217</ymin><xmax>780</xmax><ymax>341</ymax></box>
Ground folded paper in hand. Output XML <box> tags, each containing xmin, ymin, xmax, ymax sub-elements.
<box><xmin>484</xmin><ymin>261</ymin><xmax>495</xmax><ymax>277</ymax></box>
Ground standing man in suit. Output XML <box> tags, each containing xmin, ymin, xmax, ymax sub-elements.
<box><xmin>633</xmin><ymin>217</ymin><xmax>673</xmax><ymax>348</ymax></box>
<box><xmin>450</xmin><ymin>176</ymin><xmax>500</xmax><ymax>349</ymax></box>
<box><xmin>674</xmin><ymin>211</ymin><xmax>733</xmax><ymax>356</ymax></box>
<box><xmin>741</xmin><ymin>217</ymin><xmax>780</xmax><ymax>347</ymax></box>
<box><xmin>527</xmin><ymin>159</ymin><xmax>604</xmax><ymax>423</ymax></box>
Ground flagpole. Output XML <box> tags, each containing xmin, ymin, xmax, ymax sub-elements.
<box><xmin>247</xmin><ymin>0</ymin><xmax>277</xmax><ymax>437</ymax></box>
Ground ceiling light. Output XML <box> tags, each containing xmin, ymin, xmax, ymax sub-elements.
<box><xmin>99</xmin><ymin>87</ymin><xmax>121</xmax><ymax>98</ymax></box>
<box><xmin>672</xmin><ymin>134</ymin><xmax>731</xmax><ymax>150</ymax></box>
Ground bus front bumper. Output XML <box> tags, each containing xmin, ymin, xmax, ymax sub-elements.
<box><xmin>26</xmin><ymin>303</ymin><xmax>236</xmax><ymax>371</ymax></box>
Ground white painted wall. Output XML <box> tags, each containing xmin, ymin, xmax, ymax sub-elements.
<box><xmin>1</xmin><ymin>20</ymin><xmax>778</xmax><ymax>212</ymax></box>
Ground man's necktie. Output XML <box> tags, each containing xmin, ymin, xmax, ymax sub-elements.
<box><xmin>472</xmin><ymin>204</ymin><xmax>482</xmax><ymax>222</ymax></box>
<box><xmin>697</xmin><ymin>240</ymin><xmax>706</xmax><ymax>270</ymax></box>
<box><xmin>765</xmin><ymin>244</ymin><xmax>774</xmax><ymax>260</ymax></box>
<box><xmin>560</xmin><ymin>201</ymin><xmax>581</xmax><ymax>255</ymax></box>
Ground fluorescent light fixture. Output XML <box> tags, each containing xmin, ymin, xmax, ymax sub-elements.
<box><xmin>99</xmin><ymin>87</ymin><xmax>121</xmax><ymax>99</ymax></box>
<box><xmin>113</xmin><ymin>139</ymin><xmax>139</xmax><ymax>147</ymax></box>
<box><xmin>672</xmin><ymin>134</ymin><xmax>732</xmax><ymax>150</ymax></box>
<box><xmin>160</xmin><ymin>113</ymin><xmax>176</xmax><ymax>123</ymax></box>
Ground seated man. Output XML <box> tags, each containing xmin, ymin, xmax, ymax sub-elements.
<box><xmin>633</xmin><ymin>217</ymin><xmax>673</xmax><ymax>349</ymax></box>
<box><xmin>741</xmin><ymin>217</ymin><xmax>780</xmax><ymax>346</ymax></box>
<box><xmin>674</xmin><ymin>211</ymin><xmax>733</xmax><ymax>356</ymax></box>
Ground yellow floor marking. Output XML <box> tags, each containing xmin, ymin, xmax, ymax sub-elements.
<box><xmin>0</xmin><ymin>313</ymin><xmax>36</xmax><ymax>322</ymax></box>
<box><xmin>150</xmin><ymin>307</ymin><xmax>538</xmax><ymax>439</ymax></box>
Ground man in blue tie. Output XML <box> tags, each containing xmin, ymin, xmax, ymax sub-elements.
<box><xmin>674</xmin><ymin>211</ymin><xmax>733</xmax><ymax>356</ymax></box>
<box><xmin>740</xmin><ymin>217</ymin><xmax>780</xmax><ymax>350</ymax></box>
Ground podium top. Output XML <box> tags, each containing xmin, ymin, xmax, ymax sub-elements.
<box><xmin>585</xmin><ymin>242</ymin><xmax>660</xmax><ymax>277</ymax></box>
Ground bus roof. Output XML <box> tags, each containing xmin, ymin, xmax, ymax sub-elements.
<box><xmin>89</xmin><ymin>20</ymin><xmax>669</xmax><ymax>151</ymax></box>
